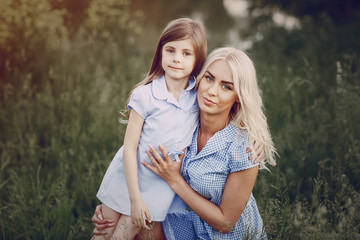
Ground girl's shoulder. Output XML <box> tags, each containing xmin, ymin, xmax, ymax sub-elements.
<box><xmin>130</xmin><ymin>82</ymin><xmax>154</xmax><ymax>103</ymax></box>
<box><xmin>132</xmin><ymin>75</ymin><xmax>163</xmax><ymax>98</ymax></box>
<box><xmin>132</xmin><ymin>82</ymin><xmax>153</xmax><ymax>95</ymax></box>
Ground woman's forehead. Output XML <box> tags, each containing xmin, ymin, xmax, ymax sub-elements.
<box><xmin>206</xmin><ymin>60</ymin><xmax>233</xmax><ymax>82</ymax></box>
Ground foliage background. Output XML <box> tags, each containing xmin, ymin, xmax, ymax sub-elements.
<box><xmin>0</xmin><ymin>0</ymin><xmax>359</xmax><ymax>239</ymax></box>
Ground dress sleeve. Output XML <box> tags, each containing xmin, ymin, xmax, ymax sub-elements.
<box><xmin>127</xmin><ymin>86</ymin><xmax>150</xmax><ymax>119</ymax></box>
<box><xmin>228</xmin><ymin>140</ymin><xmax>259</xmax><ymax>173</ymax></box>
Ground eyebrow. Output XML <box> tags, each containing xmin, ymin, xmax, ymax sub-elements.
<box><xmin>206</xmin><ymin>71</ymin><xmax>234</xmax><ymax>85</ymax></box>
<box><xmin>206</xmin><ymin>71</ymin><xmax>215</xmax><ymax>79</ymax></box>
<box><xmin>164</xmin><ymin>45</ymin><xmax>194</xmax><ymax>52</ymax></box>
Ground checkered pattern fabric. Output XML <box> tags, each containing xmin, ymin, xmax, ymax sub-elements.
<box><xmin>163</xmin><ymin>123</ymin><xmax>267</xmax><ymax>239</ymax></box>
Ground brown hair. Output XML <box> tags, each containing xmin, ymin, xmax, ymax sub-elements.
<box><xmin>147</xmin><ymin>18</ymin><xmax>207</xmax><ymax>81</ymax></box>
<box><xmin>121</xmin><ymin>18</ymin><xmax>207</xmax><ymax>120</ymax></box>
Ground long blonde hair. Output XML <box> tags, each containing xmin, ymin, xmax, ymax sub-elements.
<box><xmin>196</xmin><ymin>47</ymin><xmax>276</xmax><ymax>168</ymax></box>
<box><xmin>121</xmin><ymin>18</ymin><xmax>207</xmax><ymax>120</ymax></box>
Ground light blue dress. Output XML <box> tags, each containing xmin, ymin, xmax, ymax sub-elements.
<box><xmin>162</xmin><ymin>123</ymin><xmax>267</xmax><ymax>239</ymax></box>
<box><xmin>96</xmin><ymin>75</ymin><xmax>199</xmax><ymax>221</ymax></box>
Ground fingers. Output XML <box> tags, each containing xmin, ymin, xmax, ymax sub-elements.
<box><xmin>93</xmin><ymin>227</ymin><xmax>103</xmax><ymax>236</ymax></box>
<box><xmin>145</xmin><ymin>150</ymin><xmax>160</xmax><ymax>173</ymax></box>
<box><xmin>92</xmin><ymin>205</ymin><xmax>115</xmax><ymax>232</ymax></box>
<box><xmin>143</xmin><ymin>210</ymin><xmax>151</xmax><ymax>230</ymax></box>
<box><xmin>247</xmin><ymin>141</ymin><xmax>265</xmax><ymax>163</ymax></box>
<box><xmin>95</xmin><ymin>205</ymin><xmax>103</xmax><ymax>221</ymax></box>
<box><xmin>94</xmin><ymin>221</ymin><xmax>114</xmax><ymax>230</ymax></box>
<box><xmin>158</xmin><ymin>144</ymin><xmax>171</xmax><ymax>162</ymax></box>
<box><xmin>253</xmin><ymin>144</ymin><xmax>264</xmax><ymax>163</ymax></box>
<box><xmin>255</xmin><ymin>146</ymin><xmax>265</xmax><ymax>164</ymax></box>
<box><xmin>178</xmin><ymin>149</ymin><xmax>186</xmax><ymax>162</ymax></box>
<box><xmin>132</xmin><ymin>214</ymin><xmax>150</xmax><ymax>231</ymax></box>
<box><xmin>149</xmin><ymin>145</ymin><xmax>164</xmax><ymax>162</ymax></box>
<box><xmin>145</xmin><ymin>209</ymin><xmax>151</xmax><ymax>224</ymax></box>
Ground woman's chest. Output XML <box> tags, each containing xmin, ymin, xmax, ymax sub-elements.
<box><xmin>183</xmin><ymin>153</ymin><xmax>230</xmax><ymax>200</ymax></box>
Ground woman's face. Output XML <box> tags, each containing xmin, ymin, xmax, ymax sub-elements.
<box><xmin>197</xmin><ymin>60</ymin><xmax>239</xmax><ymax>118</ymax></box>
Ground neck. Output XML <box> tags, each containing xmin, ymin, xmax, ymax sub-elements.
<box><xmin>198</xmin><ymin>111</ymin><xmax>230</xmax><ymax>137</ymax></box>
<box><xmin>164</xmin><ymin>75</ymin><xmax>189</xmax><ymax>100</ymax></box>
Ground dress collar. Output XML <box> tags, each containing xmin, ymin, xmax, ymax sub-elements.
<box><xmin>152</xmin><ymin>75</ymin><xmax>196</xmax><ymax>100</ymax></box>
<box><xmin>189</xmin><ymin>122</ymin><xmax>246</xmax><ymax>160</ymax></box>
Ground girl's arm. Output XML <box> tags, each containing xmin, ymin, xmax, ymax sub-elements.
<box><xmin>123</xmin><ymin>109</ymin><xmax>151</xmax><ymax>229</ymax></box>
<box><xmin>143</xmin><ymin>145</ymin><xmax>258</xmax><ymax>234</ymax></box>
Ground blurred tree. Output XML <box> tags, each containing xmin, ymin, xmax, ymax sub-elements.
<box><xmin>51</xmin><ymin>0</ymin><xmax>91</xmax><ymax>36</ymax></box>
<box><xmin>0</xmin><ymin>0</ymin><xmax>68</xmax><ymax>101</ymax></box>
<box><xmin>248</xmin><ymin>0</ymin><xmax>360</xmax><ymax>23</ymax></box>
<box><xmin>0</xmin><ymin>0</ymin><xmax>142</xmax><ymax>103</ymax></box>
<box><xmin>130</xmin><ymin>0</ymin><xmax>234</xmax><ymax>51</ymax></box>
<box><xmin>80</xmin><ymin>0</ymin><xmax>141</xmax><ymax>42</ymax></box>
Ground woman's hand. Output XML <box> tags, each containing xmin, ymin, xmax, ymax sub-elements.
<box><xmin>91</xmin><ymin>205</ymin><xmax>114</xmax><ymax>235</ymax></box>
<box><xmin>142</xmin><ymin>144</ymin><xmax>183</xmax><ymax>186</ymax></box>
<box><xmin>247</xmin><ymin>141</ymin><xmax>265</xmax><ymax>164</ymax></box>
<box><xmin>131</xmin><ymin>199</ymin><xmax>151</xmax><ymax>230</ymax></box>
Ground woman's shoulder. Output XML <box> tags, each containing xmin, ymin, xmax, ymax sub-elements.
<box><xmin>226</xmin><ymin>123</ymin><xmax>248</xmax><ymax>146</ymax></box>
<box><xmin>226</xmin><ymin>127</ymin><xmax>258</xmax><ymax>171</ymax></box>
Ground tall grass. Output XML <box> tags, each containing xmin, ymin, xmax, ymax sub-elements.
<box><xmin>250</xmin><ymin>16</ymin><xmax>360</xmax><ymax>239</ymax></box>
<box><xmin>0</xmin><ymin>34</ymin><xmax>150</xmax><ymax>238</ymax></box>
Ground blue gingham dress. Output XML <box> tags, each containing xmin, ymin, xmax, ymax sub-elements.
<box><xmin>162</xmin><ymin>123</ymin><xmax>267</xmax><ymax>239</ymax></box>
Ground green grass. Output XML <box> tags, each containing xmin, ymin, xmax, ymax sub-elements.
<box><xmin>0</xmin><ymin>9</ymin><xmax>359</xmax><ymax>240</ymax></box>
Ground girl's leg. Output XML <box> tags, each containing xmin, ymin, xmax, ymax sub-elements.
<box><xmin>112</xmin><ymin>215</ymin><xmax>140</xmax><ymax>240</ymax></box>
<box><xmin>92</xmin><ymin>204</ymin><xmax>120</xmax><ymax>240</ymax></box>
<box><xmin>135</xmin><ymin>222</ymin><xmax>165</xmax><ymax>240</ymax></box>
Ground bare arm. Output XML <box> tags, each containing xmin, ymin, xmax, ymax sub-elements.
<box><xmin>143</xmin><ymin>145</ymin><xmax>258</xmax><ymax>233</ymax></box>
<box><xmin>123</xmin><ymin>109</ymin><xmax>151</xmax><ymax>229</ymax></box>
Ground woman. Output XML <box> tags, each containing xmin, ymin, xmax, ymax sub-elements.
<box><xmin>92</xmin><ymin>47</ymin><xmax>276</xmax><ymax>239</ymax></box>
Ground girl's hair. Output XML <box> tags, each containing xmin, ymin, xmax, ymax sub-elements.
<box><xmin>196</xmin><ymin>47</ymin><xmax>277</xmax><ymax>169</ymax></box>
<box><xmin>120</xmin><ymin>18</ymin><xmax>207</xmax><ymax>121</ymax></box>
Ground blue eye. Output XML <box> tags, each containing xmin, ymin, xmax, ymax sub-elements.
<box><xmin>205</xmin><ymin>75</ymin><xmax>213</xmax><ymax>82</ymax></box>
<box><xmin>222</xmin><ymin>84</ymin><xmax>232</xmax><ymax>90</ymax></box>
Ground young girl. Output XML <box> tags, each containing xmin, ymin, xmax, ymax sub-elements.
<box><xmin>93</xmin><ymin>18</ymin><xmax>207</xmax><ymax>240</ymax></box>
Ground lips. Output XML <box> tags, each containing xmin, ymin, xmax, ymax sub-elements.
<box><xmin>203</xmin><ymin>96</ymin><xmax>215</xmax><ymax>106</ymax></box>
<box><xmin>169</xmin><ymin>66</ymin><xmax>182</xmax><ymax>71</ymax></box>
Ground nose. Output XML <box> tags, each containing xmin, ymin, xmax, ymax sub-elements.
<box><xmin>173</xmin><ymin>52</ymin><xmax>181</xmax><ymax>63</ymax></box>
<box><xmin>207</xmin><ymin>83</ymin><xmax>217</xmax><ymax>96</ymax></box>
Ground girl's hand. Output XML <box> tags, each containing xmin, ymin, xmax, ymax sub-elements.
<box><xmin>91</xmin><ymin>205</ymin><xmax>114</xmax><ymax>235</ymax></box>
<box><xmin>246</xmin><ymin>141</ymin><xmax>265</xmax><ymax>164</ymax></box>
<box><xmin>142</xmin><ymin>145</ymin><xmax>183</xmax><ymax>185</ymax></box>
<box><xmin>131</xmin><ymin>199</ymin><xmax>151</xmax><ymax>230</ymax></box>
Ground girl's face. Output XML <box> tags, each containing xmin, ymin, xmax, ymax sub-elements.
<box><xmin>161</xmin><ymin>39</ymin><xmax>196</xmax><ymax>82</ymax></box>
<box><xmin>197</xmin><ymin>60</ymin><xmax>239</xmax><ymax>118</ymax></box>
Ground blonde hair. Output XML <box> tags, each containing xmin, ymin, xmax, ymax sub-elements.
<box><xmin>196</xmin><ymin>47</ymin><xmax>276</xmax><ymax>168</ymax></box>
<box><xmin>120</xmin><ymin>18</ymin><xmax>207</xmax><ymax>120</ymax></box>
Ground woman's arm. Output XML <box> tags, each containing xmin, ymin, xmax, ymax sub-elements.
<box><xmin>143</xmin><ymin>145</ymin><xmax>258</xmax><ymax>234</ymax></box>
<box><xmin>123</xmin><ymin>109</ymin><xmax>151</xmax><ymax>229</ymax></box>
